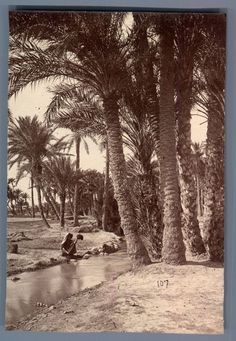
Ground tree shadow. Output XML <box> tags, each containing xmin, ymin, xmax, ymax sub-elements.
<box><xmin>186</xmin><ymin>260</ymin><xmax>224</xmax><ymax>268</ymax></box>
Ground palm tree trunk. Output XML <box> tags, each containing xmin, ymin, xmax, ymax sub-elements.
<box><xmin>103</xmin><ymin>95</ymin><xmax>151</xmax><ymax>267</ymax></box>
<box><xmin>60</xmin><ymin>192</ymin><xmax>66</xmax><ymax>228</ymax></box>
<box><xmin>10</xmin><ymin>200</ymin><xmax>16</xmax><ymax>216</ymax></box>
<box><xmin>200</xmin><ymin>187</ymin><xmax>204</xmax><ymax>216</ymax></box>
<box><xmin>196</xmin><ymin>176</ymin><xmax>203</xmax><ymax>217</ymax></box>
<box><xmin>73</xmin><ymin>135</ymin><xmax>81</xmax><ymax>226</ymax></box>
<box><xmin>131</xmin><ymin>14</ymin><xmax>163</xmax><ymax>258</ymax></box>
<box><xmin>203</xmin><ymin>98</ymin><xmax>224</xmax><ymax>262</ymax></box>
<box><xmin>159</xmin><ymin>15</ymin><xmax>186</xmax><ymax>265</ymax></box>
<box><xmin>41</xmin><ymin>187</ymin><xmax>60</xmax><ymax>220</ymax></box>
<box><xmin>31</xmin><ymin>176</ymin><xmax>35</xmax><ymax>218</ymax></box>
<box><xmin>35</xmin><ymin>180</ymin><xmax>51</xmax><ymax>228</ymax></box>
<box><xmin>102</xmin><ymin>140</ymin><xmax>110</xmax><ymax>231</ymax></box>
<box><xmin>176</xmin><ymin>50</ymin><xmax>205</xmax><ymax>256</ymax></box>
<box><xmin>68</xmin><ymin>192</ymin><xmax>74</xmax><ymax>215</ymax></box>
<box><xmin>133</xmin><ymin>14</ymin><xmax>160</xmax><ymax>162</ymax></box>
<box><xmin>47</xmin><ymin>189</ymin><xmax>60</xmax><ymax>219</ymax></box>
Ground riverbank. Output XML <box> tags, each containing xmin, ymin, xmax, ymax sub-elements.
<box><xmin>7</xmin><ymin>217</ymin><xmax>121</xmax><ymax>276</ymax></box>
<box><xmin>9</xmin><ymin>255</ymin><xmax>223</xmax><ymax>334</ymax></box>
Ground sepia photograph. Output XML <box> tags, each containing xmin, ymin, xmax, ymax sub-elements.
<box><xmin>6</xmin><ymin>10</ymin><xmax>225</xmax><ymax>333</ymax></box>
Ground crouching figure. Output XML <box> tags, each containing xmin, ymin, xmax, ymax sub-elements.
<box><xmin>61</xmin><ymin>233</ymin><xmax>84</xmax><ymax>261</ymax></box>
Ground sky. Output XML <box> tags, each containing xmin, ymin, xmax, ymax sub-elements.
<box><xmin>8</xmin><ymin>83</ymin><xmax>107</xmax><ymax>171</ymax></box>
<box><xmin>8</xmin><ymin>83</ymin><xmax>106</xmax><ymax>197</ymax></box>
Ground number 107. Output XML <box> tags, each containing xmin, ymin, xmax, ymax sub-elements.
<box><xmin>157</xmin><ymin>280</ymin><xmax>169</xmax><ymax>288</ymax></box>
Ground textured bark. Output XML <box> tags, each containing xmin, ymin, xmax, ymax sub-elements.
<box><xmin>203</xmin><ymin>99</ymin><xmax>224</xmax><ymax>262</ymax></box>
<box><xmin>60</xmin><ymin>192</ymin><xmax>66</xmax><ymax>228</ymax></box>
<box><xmin>133</xmin><ymin>14</ymin><xmax>160</xmax><ymax>160</ymax></box>
<box><xmin>159</xmin><ymin>16</ymin><xmax>186</xmax><ymax>264</ymax></box>
<box><xmin>73</xmin><ymin>136</ymin><xmax>81</xmax><ymax>226</ymax></box>
<box><xmin>176</xmin><ymin>38</ymin><xmax>205</xmax><ymax>255</ymax></box>
<box><xmin>103</xmin><ymin>95</ymin><xmax>151</xmax><ymax>267</ymax></box>
<box><xmin>135</xmin><ymin>174</ymin><xmax>163</xmax><ymax>260</ymax></box>
<box><xmin>102</xmin><ymin>141</ymin><xmax>110</xmax><ymax>231</ymax></box>
<box><xmin>196</xmin><ymin>177</ymin><xmax>203</xmax><ymax>217</ymax></box>
<box><xmin>31</xmin><ymin>176</ymin><xmax>35</xmax><ymax>218</ymax></box>
<box><xmin>130</xmin><ymin>14</ymin><xmax>163</xmax><ymax>258</ymax></box>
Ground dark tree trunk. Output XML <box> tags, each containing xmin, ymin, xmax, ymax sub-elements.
<box><xmin>103</xmin><ymin>94</ymin><xmax>151</xmax><ymax>267</ymax></box>
<box><xmin>31</xmin><ymin>176</ymin><xmax>35</xmax><ymax>218</ymax></box>
<box><xmin>129</xmin><ymin>14</ymin><xmax>163</xmax><ymax>258</ymax></box>
<box><xmin>133</xmin><ymin>14</ymin><xmax>160</xmax><ymax>161</ymax></box>
<box><xmin>102</xmin><ymin>140</ymin><xmax>110</xmax><ymax>231</ymax></box>
<box><xmin>35</xmin><ymin>179</ymin><xmax>51</xmax><ymax>228</ymax></box>
<box><xmin>10</xmin><ymin>201</ymin><xmax>16</xmax><ymax>216</ymax></box>
<box><xmin>159</xmin><ymin>15</ymin><xmax>186</xmax><ymax>265</ymax></box>
<box><xmin>73</xmin><ymin>136</ymin><xmax>81</xmax><ymax>226</ymax></box>
<box><xmin>60</xmin><ymin>192</ymin><xmax>66</xmax><ymax>228</ymax></box>
<box><xmin>203</xmin><ymin>97</ymin><xmax>224</xmax><ymax>262</ymax></box>
<box><xmin>47</xmin><ymin>189</ymin><xmax>60</xmax><ymax>220</ymax></box>
<box><xmin>196</xmin><ymin>176</ymin><xmax>203</xmax><ymax>217</ymax></box>
<box><xmin>175</xmin><ymin>25</ymin><xmax>206</xmax><ymax>255</ymax></box>
<box><xmin>41</xmin><ymin>186</ymin><xmax>60</xmax><ymax>220</ymax></box>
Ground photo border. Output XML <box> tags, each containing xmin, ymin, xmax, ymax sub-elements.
<box><xmin>1</xmin><ymin>1</ymin><xmax>235</xmax><ymax>340</ymax></box>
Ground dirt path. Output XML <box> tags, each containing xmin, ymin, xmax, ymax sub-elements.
<box><xmin>11</xmin><ymin>259</ymin><xmax>224</xmax><ymax>334</ymax></box>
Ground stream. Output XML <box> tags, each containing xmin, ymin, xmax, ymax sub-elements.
<box><xmin>5</xmin><ymin>249</ymin><xmax>131</xmax><ymax>325</ymax></box>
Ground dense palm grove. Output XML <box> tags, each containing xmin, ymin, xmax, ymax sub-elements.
<box><xmin>8</xmin><ymin>12</ymin><xmax>225</xmax><ymax>267</ymax></box>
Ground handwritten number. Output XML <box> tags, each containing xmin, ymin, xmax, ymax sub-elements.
<box><xmin>157</xmin><ymin>280</ymin><xmax>168</xmax><ymax>288</ymax></box>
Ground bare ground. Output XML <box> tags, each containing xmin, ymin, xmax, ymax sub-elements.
<box><xmin>7</xmin><ymin>217</ymin><xmax>121</xmax><ymax>276</ymax></box>
<box><xmin>6</xmin><ymin>217</ymin><xmax>224</xmax><ymax>334</ymax></box>
<box><xmin>8</xmin><ymin>255</ymin><xmax>224</xmax><ymax>334</ymax></box>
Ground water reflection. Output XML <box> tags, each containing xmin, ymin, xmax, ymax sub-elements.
<box><xmin>6</xmin><ymin>250</ymin><xmax>131</xmax><ymax>324</ymax></box>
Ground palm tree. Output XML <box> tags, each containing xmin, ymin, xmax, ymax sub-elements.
<box><xmin>13</xmin><ymin>188</ymin><xmax>23</xmax><ymax>214</ymax></box>
<box><xmin>98</xmin><ymin>136</ymin><xmax>111</xmax><ymax>231</ymax></box>
<box><xmin>8</xmin><ymin>115</ymin><xmax>67</xmax><ymax>228</ymax></box>
<box><xmin>119</xmin><ymin>14</ymin><xmax>163</xmax><ymax>259</ymax></box>
<box><xmin>175</xmin><ymin>14</ymin><xmax>206</xmax><ymax>255</ymax></box>
<box><xmin>13</xmin><ymin>161</ymin><xmax>36</xmax><ymax>218</ymax></box>
<box><xmin>9</xmin><ymin>12</ymin><xmax>150</xmax><ymax>266</ymax></box>
<box><xmin>44</xmin><ymin>83</ymin><xmax>104</xmax><ymax>227</ymax></box>
<box><xmin>192</xmin><ymin>142</ymin><xmax>206</xmax><ymax>217</ymax></box>
<box><xmin>45</xmin><ymin>83</ymin><xmax>115</xmax><ymax>231</ymax></box>
<box><xmin>7</xmin><ymin>178</ymin><xmax>16</xmax><ymax>215</ymax></box>
<box><xmin>40</xmin><ymin>180</ymin><xmax>61</xmax><ymax>220</ymax></box>
<box><xmin>121</xmin><ymin>105</ymin><xmax>163</xmax><ymax>259</ymax></box>
<box><xmin>79</xmin><ymin>169</ymin><xmax>104</xmax><ymax>226</ymax></box>
<box><xmin>43</xmin><ymin>156</ymin><xmax>75</xmax><ymax>228</ymax></box>
<box><xmin>19</xmin><ymin>192</ymin><xmax>29</xmax><ymax>215</ymax></box>
<box><xmin>78</xmin><ymin>13</ymin><xmax>151</xmax><ymax>265</ymax></box>
<box><xmin>195</xmin><ymin>15</ymin><xmax>226</xmax><ymax>262</ymax></box>
<box><xmin>15</xmin><ymin>160</ymin><xmax>60</xmax><ymax>219</ymax></box>
<box><xmin>131</xmin><ymin>13</ymin><xmax>160</xmax><ymax>162</ymax></box>
<box><xmin>30</xmin><ymin>176</ymin><xmax>36</xmax><ymax>218</ymax></box>
<box><xmin>159</xmin><ymin>15</ymin><xmax>186</xmax><ymax>264</ymax></box>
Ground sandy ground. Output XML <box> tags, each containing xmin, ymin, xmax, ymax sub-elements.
<box><xmin>6</xmin><ymin>217</ymin><xmax>224</xmax><ymax>334</ymax></box>
<box><xmin>7</xmin><ymin>217</ymin><xmax>121</xmax><ymax>276</ymax></box>
<box><xmin>10</xmin><ymin>257</ymin><xmax>224</xmax><ymax>334</ymax></box>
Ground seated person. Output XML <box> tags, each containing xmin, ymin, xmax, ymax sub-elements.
<box><xmin>61</xmin><ymin>233</ymin><xmax>84</xmax><ymax>260</ymax></box>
